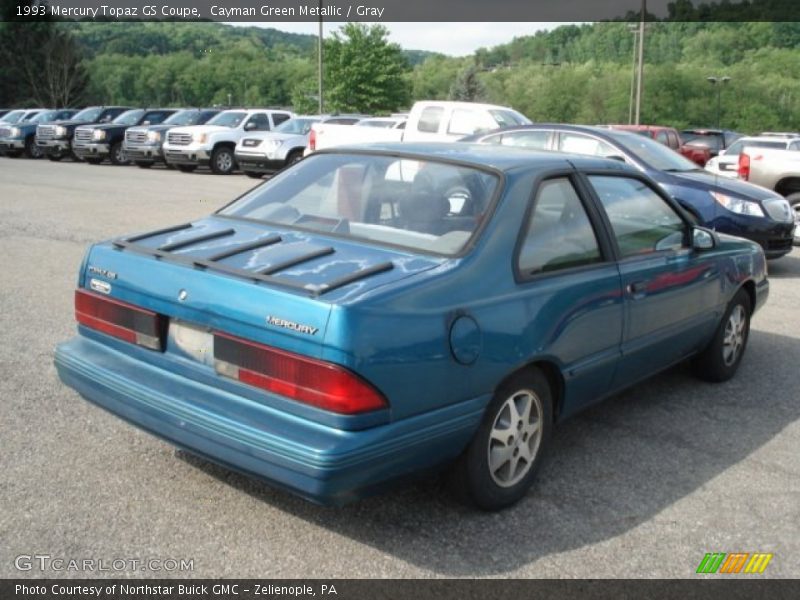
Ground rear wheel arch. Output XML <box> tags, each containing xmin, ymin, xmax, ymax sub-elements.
<box><xmin>494</xmin><ymin>360</ymin><xmax>564</xmax><ymax>423</ymax></box>
<box><xmin>775</xmin><ymin>178</ymin><xmax>800</xmax><ymax>197</ymax></box>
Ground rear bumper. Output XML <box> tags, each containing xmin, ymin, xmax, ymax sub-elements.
<box><xmin>54</xmin><ymin>336</ymin><xmax>484</xmax><ymax>504</ymax></box>
<box><xmin>235</xmin><ymin>152</ymin><xmax>285</xmax><ymax>173</ymax></box>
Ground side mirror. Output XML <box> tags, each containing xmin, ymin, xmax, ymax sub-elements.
<box><xmin>607</xmin><ymin>155</ymin><xmax>627</xmax><ymax>163</ymax></box>
<box><xmin>718</xmin><ymin>149</ymin><xmax>727</xmax><ymax>156</ymax></box>
<box><xmin>244</xmin><ymin>122</ymin><xmax>257</xmax><ymax>131</ymax></box>
<box><xmin>692</xmin><ymin>227</ymin><xmax>716</xmax><ymax>250</ymax></box>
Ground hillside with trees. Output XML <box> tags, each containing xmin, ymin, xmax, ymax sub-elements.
<box><xmin>2</xmin><ymin>18</ymin><xmax>799</xmax><ymax>132</ymax></box>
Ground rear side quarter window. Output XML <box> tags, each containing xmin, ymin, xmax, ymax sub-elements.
<box><xmin>517</xmin><ymin>178</ymin><xmax>603</xmax><ymax>276</ymax></box>
<box><xmin>417</xmin><ymin>107</ymin><xmax>444</xmax><ymax>133</ymax></box>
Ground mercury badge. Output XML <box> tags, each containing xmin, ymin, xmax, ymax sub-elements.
<box><xmin>266</xmin><ymin>315</ymin><xmax>318</xmax><ymax>336</ymax></box>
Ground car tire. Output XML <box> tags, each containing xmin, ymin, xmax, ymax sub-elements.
<box><xmin>135</xmin><ymin>161</ymin><xmax>152</xmax><ymax>169</ymax></box>
<box><xmin>449</xmin><ymin>368</ymin><xmax>553</xmax><ymax>511</ymax></box>
<box><xmin>24</xmin><ymin>136</ymin><xmax>43</xmax><ymax>159</ymax></box>
<box><xmin>692</xmin><ymin>289</ymin><xmax>751</xmax><ymax>383</ymax></box>
<box><xmin>47</xmin><ymin>153</ymin><xmax>63</xmax><ymax>162</ymax></box>
<box><xmin>110</xmin><ymin>142</ymin><xmax>128</xmax><ymax>166</ymax></box>
<box><xmin>243</xmin><ymin>171</ymin><xmax>263</xmax><ymax>179</ymax></box>
<box><xmin>176</xmin><ymin>165</ymin><xmax>197</xmax><ymax>173</ymax></box>
<box><xmin>84</xmin><ymin>157</ymin><xmax>103</xmax><ymax>165</ymax></box>
<box><xmin>210</xmin><ymin>146</ymin><xmax>235</xmax><ymax>175</ymax></box>
<box><xmin>787</xmin><ymin>192</ymin><xmax>800</xmax><ymax>246</ymax></box>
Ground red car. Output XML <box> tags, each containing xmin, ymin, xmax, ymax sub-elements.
<box><xmin>605</xmin><ymin>125</ymin><xmax>711</xmax><ymax>166</ymax></box>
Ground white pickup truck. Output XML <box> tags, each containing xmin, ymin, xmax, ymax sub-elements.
<box><xmin>306</xmin><ymin>101</ymin><xmax>530</xmax><ymax>154</ymax></box>
<box><xmin>162</xmin><ymin>108</ymin><xmax>294</xmax><ymax>174</ymax></box>
<box><xmin>738</xmin><ymin>146</ymin><xmax>800</xmax><ymax>245</ymax></box>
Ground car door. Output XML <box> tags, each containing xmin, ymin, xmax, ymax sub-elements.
<box><xmin>515</xmin><ymin>175</ymin><xmax>624</xmax><ymax>416</ymax></box>
<box><xmin>583</xmin><ymin>173</ymin><xmax>723</xmax><ymax>391</ymax></box>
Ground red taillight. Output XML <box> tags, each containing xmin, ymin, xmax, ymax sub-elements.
<box><xmin>75</xmin><ymin>289</ymin><xmax>165</xmax><ymax>350</ymax></box>
<box><xmin>738</xmin><ymin>152</ymin><xmax>750</xmax><ymax>180</ymax></box>
<box><xmin>213</xmin><ymin>332</ymin><xmax>388</xmax><ymax>414</ymax></box>
<box><xmin>308</xmin><ymin>128</ymin><xmax>316</xmax><ymax>151</ymax></box>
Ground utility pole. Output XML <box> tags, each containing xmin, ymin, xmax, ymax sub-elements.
<box><xmin>318</xmin><ymin>1</ymin><xmax>324</xmax><ymax>114</ymax></box>
<box><xmin>634</xmin><ymin>0</ymin><xmax>646</xmax><ymax>125</ymax></box>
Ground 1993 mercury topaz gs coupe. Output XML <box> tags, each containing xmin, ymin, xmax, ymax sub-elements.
<box><xmin>55</xmin><ymin>144</ymin><xmax>768</xmax><ymax>510</ymax></box>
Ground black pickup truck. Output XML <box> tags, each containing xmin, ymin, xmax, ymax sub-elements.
<box><xmin>123</xmin><ymin>108</ymin><xmax>220</xmax><ymax>168</ymax></box>
<box><xmin>36</xmin><ymin>106</ymin><xmax>132</xmax><ymax>161</ymax></box>
<box><xmin>72</xmin><ymin>108</ymin><xmax>177</xmax><ymax>165</ymax></box>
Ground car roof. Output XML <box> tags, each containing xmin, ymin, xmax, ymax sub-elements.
<box><xmin>734</xmin><ymin>135</ymin><xmax>796</xmax><ymax>143</ymax></box>
<box><xmin>463</xmin><ymin>123</ymin><xmax>629</xmax><ymax>142</ymax></box>
<box><xmin>322</xmin><ymin>141</ymin><xmax>634</xmax><ymax>174</ymax></box>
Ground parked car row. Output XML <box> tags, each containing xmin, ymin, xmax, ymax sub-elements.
<box><xmin>2</xmin><ymin>102</ymin><xmax>796</xmax><ymax>256</ymax></box>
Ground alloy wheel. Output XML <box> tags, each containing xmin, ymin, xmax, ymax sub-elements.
<box><xmin>722</xmin><ymin>305</ymin><xmax>746</xmax><ymax>366</ymax></box>
<box><xmin>487</xmin><ymin>389</ymin><xmax>543</xmax><ymax>488</ymax></box>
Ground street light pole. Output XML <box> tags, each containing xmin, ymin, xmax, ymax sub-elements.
<box><xmin>707</xmin><ymin>75</ymin><xmax>731</xmax><ymax>129</ymax></box>
<box><xmin>317</xmin><ymin>4</ymin><xmax>324</xmax><ymax>114</ymax></box>
<box><xmin>628</xmin><ymin>26</ymin><xmax>638</xmax><ymax>125</ymax></box>
<box><xmin>634</xmin><ymin>0</ymin><xmax>646</xmax><ymax>125</ymax></box>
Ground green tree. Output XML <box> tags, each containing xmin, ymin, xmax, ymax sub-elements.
<box><xmin>449</xmin><ymin>65</ymin><xmax>487</xmax><ymax>102</ymax></box>
<box><xmin>323</xmin><ymin>23</ymin><xmax>410</xmax><ymax>113</ymax></box>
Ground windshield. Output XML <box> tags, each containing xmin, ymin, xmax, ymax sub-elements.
<box><xmin>29</xmin><ymin>110</ymin><xmax>58</xmax><ymax>123</ymax></box>
<box><xmin>219</xmin><ymin>153</ymin><xmax>500</xmax><ymax>256</ymax></box>
<box><xmin>112</xmin><ymin>109</ymin><xmax>144</xmax><ymax>125</ymax></box>
<box><xmin>605</xmin><ymin>130</ymin><xmax>699</xmax><ymax>171</ymax></box>
<box><xmin>164</xmin><ymin>110</ymin><xmax>201</xmax><ymax>126</ymax></box>
<box><xmin>72</xmin><ymin>107</ymin><xmax>103</xmax><ymax>122</ymax></box>
<box><xmin>274</xmin><ymin>117</ymin><xmax>319</xmax><ymax>135</ymax></box>
<box><xmin>206</xmin><ymin>111</ymin><xmax>247</xmax><ymax>128</ymax></box>
<box><xmin>1</xmin><ymin>110</ymin><xmax>26</xmax><ymax>123</ymax></box>
<box><xmin>490</xmin><ymin>109</ymin><xmax>530</xmax><ymax>128</ymax></box>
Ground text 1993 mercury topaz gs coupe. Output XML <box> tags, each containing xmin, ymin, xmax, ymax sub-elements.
<box><xmin>55</xmin><ymin>143</ymin><xmax>768</xmax><ymax>510</ymax></box>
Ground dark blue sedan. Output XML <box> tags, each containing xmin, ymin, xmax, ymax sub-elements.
<box><xmin>462</xmin><ymin>124</ymin><xmax>796</xmax><ymax>259</ymax></box>
<box><xmin>55</xmin><ymin>144</ymin><xmax>768</xmax><ymax>510</ymax></box>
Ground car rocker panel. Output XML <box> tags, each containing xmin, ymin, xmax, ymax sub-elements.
<box><xmin>54</xmin><ymin>145</ymin><xmax>769</xmax><ymax>509</ymax></box>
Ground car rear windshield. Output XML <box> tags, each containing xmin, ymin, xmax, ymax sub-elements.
<box><xmin>681</xmin><ymin>132</ymin><xmax>724</xmax><ymax>152</ymax></box>
<box><xmin>275</xmin><ymin>118</ymin><xmax>319</xmax><ymax>135</ymax></box>
<box><xmin>219</xmin><ymin>153</ymin><xmax>500</xmax><ymax>256</ymax></box>
<box><xmin>725</xmin><ymin>139</ymin><xmax>787</xmax><ymax>154</ymax></box>
<box><xmin>112</xmin><ymin>109</ymin><xmax>144</xmax><ymax>125</ymax></box>
<box><xmin>206</xmin><ymin>111</ymin><xmax>247</xmax><ymax>128</ymax></box>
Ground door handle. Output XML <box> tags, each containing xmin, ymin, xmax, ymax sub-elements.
<box><xmin>627</xmin><ymin>281</ymin><xmax>647</xmax><ymax>295</ymax></box>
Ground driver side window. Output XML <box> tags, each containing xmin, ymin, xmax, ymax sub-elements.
<box><xmin>588</xmin><ymin>176</ymin><xmax>686</xmax><ymax>258</ymax></box>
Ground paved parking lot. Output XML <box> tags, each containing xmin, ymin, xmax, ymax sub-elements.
<box><xmin>1</xmin><ymin>158</ymin><xmax>798</xmax><ymax>578</ymax></box>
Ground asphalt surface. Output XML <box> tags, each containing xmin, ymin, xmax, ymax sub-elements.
<box><xmin>1</xmin><ymin>158</ymin><xmax>798</xmax><ymax>579</ymax></box>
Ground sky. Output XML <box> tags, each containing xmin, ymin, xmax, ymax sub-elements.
<box><xmin>236</xmin><ymin>22</ymin><xmax>563</xmax><ymax>56</ymax></box>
